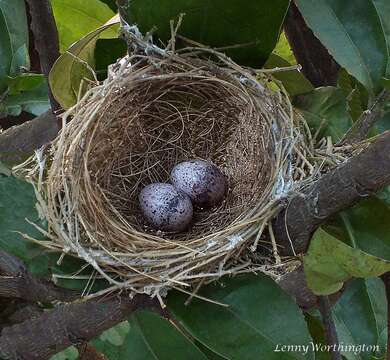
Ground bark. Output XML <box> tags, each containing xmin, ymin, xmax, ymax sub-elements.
<box><xmin>283</xmin><ymin>2</ymin><xmax>340</xmax><ymax>87</ymax></box>
<box><xmin>24</xmin><ymin>0</ymin><xmax>61</xmax><ymax>120</ymax></box>
<box><xmin>0</xmin><ymin>295</ymin><xmax>156</xmax><ymax>360</ymax></box>
<box><xmin>0</xmin><ymin>250</ymin><xmax>78</xmax><ymax>303</ymax></box>
<box><xmin>274</xmin><ymin>131</ymin><xmax>390</xmax><ymax>255</ymax></box>
<box><xmin>0</xmin><ymin>110</ymin><xmax>58</xmax><ymax>164</ymax></box>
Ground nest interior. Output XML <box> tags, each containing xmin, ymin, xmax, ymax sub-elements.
<box><xmin>22</xmin><ymin>47</ymin><xmax>306</xmax><ymax>296</ymax></box>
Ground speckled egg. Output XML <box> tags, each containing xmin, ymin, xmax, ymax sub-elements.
<box><xmin>170</xmin><ymin>160</ymin><xmax>227</xmax><ymax>208</ymax></box>
<box><xmin>139</xmin><ymin>183</ymin><xmax>193</xmax><ymax>232</ymax></box>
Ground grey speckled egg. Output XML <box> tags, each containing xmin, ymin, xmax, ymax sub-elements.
<box><xmin>170</xmin><ymin>160</ymin><xmax>227</xmax><ymax>208</ymax></box>
<box><xmin>139</xmin><ymin>183</ymin><xmax>193</xmax><ymax>232</ymax></box>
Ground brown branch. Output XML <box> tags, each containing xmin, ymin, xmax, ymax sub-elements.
<box><xmin>283</xmin><ymin>1</ymin><xmax>340</xmax><ymax>87</ymax></box>
<box><xmin>0</xmin><ymin>110</ymin><xmax>58</xmax><ymax>164</ymax></box>
<box><xmin>317</xmin><ymin>296</ymin><xmax>341</xmax><ymax>360</ymax></box>
<box><xmin>0</xmin><ymin>294</ymin><xmax>157</xmax><ymax>360</ymax></box>
<box><xmin>274</xmin><ymin>131</ymin><xmax>390</xmax><ymax>255</ymax></box>
<box><xmin>340</xmin><ymin>90</ymin><xmax>389</xmax><ymax>145</ymax></box>
<box><xmin>0</xmin><ymin>250</ymin><xmax>78</xmax><ymax>303</ymax></box>
<box><xmin>24</xmin><ymin>0</ymin><xmax>61</xmax><ymax>122</ymax></box>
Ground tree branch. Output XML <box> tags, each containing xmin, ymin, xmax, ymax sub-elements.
<box><xmin>283</xmin><ymin>1</ymin><xmax>340</xmax><ymax>87</ymax></box>
<box><xmin>0</xmin><ymin>294</ymin><xmax>157</xmax><ymax>360</ymax></box>
<box><xmin>274</xmin><ymin>131</ymin><xmax>390</xmax><ymax>255</ymax></box>
<box><xmin>0</xmin><ymin>110</ymin><xmax>58</xmax><ymax>164</ymax></box>
<box><xmin>0</xmin><ymin>250</ymin><xmax>78</xmax><ymax>303</ymax></box>
<box><xmin>24</xmin><ymin>0</ymin><xmax>61</xmax><ymax>121</ymax></box>
<box><xmin>340</xmin><ymin>90</ymin><xmax>389</xmax><ymax>145</ymax></box>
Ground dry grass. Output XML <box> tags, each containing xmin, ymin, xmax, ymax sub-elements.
<box><xmin>14</xmin><ymin>29</ymin><xmax>350</xmax><ymax>300</ymax></box>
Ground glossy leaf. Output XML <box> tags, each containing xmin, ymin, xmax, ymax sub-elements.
<box><xmin>7</xmin><ymin>73</ymin><xmax>46</xmax><ymax>95</ymax></box>
<box><xmin>293</xmin><ymin>87</ymin><xmax>353</xmax><ymax>141</ymax></box>
<box><xmin>94</xmin><ymin>38</ymin><xmax>127</xmax><ymax>81</ymax></box>
<box><xmin>264</xmin><ymin>54</ymin><xmax>314</xmax><ymax>96</ymax></box>
<box><xmin>51</xmin><ymin>0</ymin><xmax>117</xmax><ymax>52</ymax></box>
<box><xmin>304</xmin><ymin>228</ymin><xmax>390</xmax><ymax>295</ymax></box>
<box><xmin>303</xmin><ymin>314</ymin><xmax>330</xmax><ymax>360</ymax></box>
<box><xmin>0</xmin><ymin>0</ymin><xmax>29</xmax><ymax>91</ymax></box>
<box><xmin>295</xmin><ymin>0</ymin><xmax>390</xmax><ymax>94</ymax></box>
<box><xmin>337</xmin><ymin>68</ymin><xmax>368</xmax><ymax>121</ymax></box>
<box><xmin>1</xmin><ymin>80</ymin><xmax>50</xmax><ymax>116</ymax></box>
<box><xmin>119</xmin><ymin>0</ymin><xmax>290</xmax><ymax>67</ymax></box>
<box><xmin>92</xmin><ymin>312</ymin><xmax>208</xmax><ymax>360</ymax></box>
<box><xmin>273</xmin><ymin>32</ymin><xmax>296</xmax><ymax>65</ymax></box>
<box><xmin>0</xmin><ymin>176</ymin><xmax>95</xmax><ymax>283</ymax></box>
<box><xmin>336</xmin><ymin>198</ymin><xmax>390</xmax><ymax>261</ymax></box>
<box><xmin>0</xmin><ymin>176</ymin><xmax>48</xmax><ymax>272</ymax></box>
<box><xmin>49</xmin><ymin>347</ymin><xmax>78</xmax><ymax>360</ymax></box>
<box><xmin>168</xmin><ymin>274</ymin><xmax>314</xmax><ymax>360</ymax></box>
<box><xmin>49</xmin><ymin>19</ymin><xmax>119</xmax><ymax>109</ymax></box>
<box><xmin>332</xmin><ymin>278</ymin><xmax>387</xmax><ymax>360</ymax></box>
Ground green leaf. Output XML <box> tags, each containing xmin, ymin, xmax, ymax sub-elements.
<box><xmin>94</xmin><ymin>38</ymin><xmax>127</xmax><ymax>81</ymax></box>
<box><xmin>295</xmin><ymin>0</ymin><xmax>390</xmax><ymax>94</ymax></box>
<box><xmin>264</xmin><ymin>54</ymin><xmax>314</xmax><ymax>96</ymax></box>
<box><xmin>0</xmin><ymin>0</ymin><xmax>29</xmax><ymax>91</ymax></box>
<box><xmin>49</xmin><ymin>346</ymin><xmax>78</xmax><ymax>360</ymax></box>
<box><xmin>336</xmin><ymin>198</ymin><xmax>390</xmax><ymax>261</ymax></box>
<box><xmin>2</xmin><ymin>80</ymin><xmax>50</xmax><ymax>116</ymax></box>
<box><xmin>120</xmin><ymin>0</ymin><xmax>290</xmax><ymax>67</ymax></box>
<box><xmin>293</xmin><ymin>87</ymin><xmax>353</xmax><ymax>142</ymax></box>
<box><xmin>0</xmin><ymin>176</ymin><xmax>48</xmax><ymax>272</ymax></box>
<box><xmin>49</xmin><ymin>20</ymin><xmax>119</xmax><ymax>109</ymax></box>
<box><xmin>304</xmin><ymin>314</ymin><xmax>330</xmax><ymax>360</ymax></box>
<box><xmin>92</xmin><ymin>312</ymin><xmax>208</xmax><ymax>360</ymax></box>
<box><xmin>51</xmin><ymin>0</ymin><xmax>117</xmax><ymax>52</ymax></box>
<box><xmin>332</xmin><ymin>278</ymin><xmax>387</xmax><ymax>360</ymax></box>
<box><xmin>168</xmin><ymin>274</ymin><xmax>314</xmax><ymax>360</ymax></box>
<box><xmin>7</xmin><ymin>73</ymin><xmax>46</xmax><ymax>95</ymax></box>
<box><xmin>9</xmin><ymin>44</ymin><xmax>29</xmax><ymax>76</ymax></box>
<box><xmin>337</xmin><ymin>68</ymin><xmax>368</xmax><ymax>122</ymax></box>
<box><xmin>0</xmin><ymin>161</ymin><xmax>11</xmax><ymax>176</ymax></box>
<box><xmin>273</xmin><ymin>32</ymin><xmax>296</xmax><ymax>65</ymax></box>
<box><xmin>381</xmin><ymin>77</ymin><xmax>390</xmax><ymax>91</ymax></box>
<box><xmin>304</xmin><ymin>228</ymin><xmax>390</xmax><ymax>295</ymax></box>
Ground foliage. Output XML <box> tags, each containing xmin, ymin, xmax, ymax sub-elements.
<box><xmin>295</xmin><ymin>0</ymin><xmax>390</xmax><ymax>95</ymax></box>
<box><xmin>49</xmin><ymin>19</ymin><xmax>119</xmax><ymax>109</ymax></box>
<box><xmin>294</xmin><ymin>87</ymin><xmax>352</xmax><ymax>141</ymax></box>
<box><xmin>168</xmin><ymin>274</ymin><xmax>314</xmax><ymax>360</ymax></box>
<box><xmin>93</xmin><ymin>311</ymin><xmax>209</xmax><ymax>359</ymax></box>
<box><xmin>51</xmin><ymin>0</ymin><xmax>117</xmax><ymax>52</ymax></box>
<box><xmin>332</xmin><ymin>278</ymin><xmax>387</xmax><ymax>360</ymax></box>
<box><xmin>264</xmin><ymin>54</ymin><xmax>314</xmax><ymax>96</ymax></box>
<box><xmin>118</xmin><ymin>0</ymin><xmax>290</xmax><ymax>67</ymax></box>
<box><xmin>2</xmin><ymin>0</ymin><xmax>390</xmax><ymax>358</ymax></box>
<box><xmin>0</xmin><ymin>0</ymin><xmax>50</xmax><ymax>116</ymax></box>
<box><xmin>304</xmin><ymin>228</ymin><xmax>390</xmax><ymax>295</ymax></box>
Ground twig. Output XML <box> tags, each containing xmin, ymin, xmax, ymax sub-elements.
<box><xmin>339</xmin><ymin>90</ymin><xmax>389</xmax><ymax>145</ymax></box>
<box><xmin>24</xmin><ymin>0</ymin><xmax>61</xmax><ymax>125</ymax></box>
<box><xmin>317</xmin><ymin>296</ymin><xmax>341</xmax><ymax>360</ymax></box>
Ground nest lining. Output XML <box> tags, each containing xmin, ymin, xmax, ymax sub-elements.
<box><xmin>15</xmin><ymin>37</ymin><xmax>343</xmax><ymax>298</ymax></box>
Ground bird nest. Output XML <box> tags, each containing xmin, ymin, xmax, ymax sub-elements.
<box><xmin>15</xmin><ymin>32</ymin><xmax>325</xmax><ymax>299</ymax></box>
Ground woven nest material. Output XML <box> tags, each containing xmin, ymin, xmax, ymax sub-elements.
<box><xmin>15</xmin><ymin>31</ymin><xmax>340</xmax><ymax>299</ymax></box>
